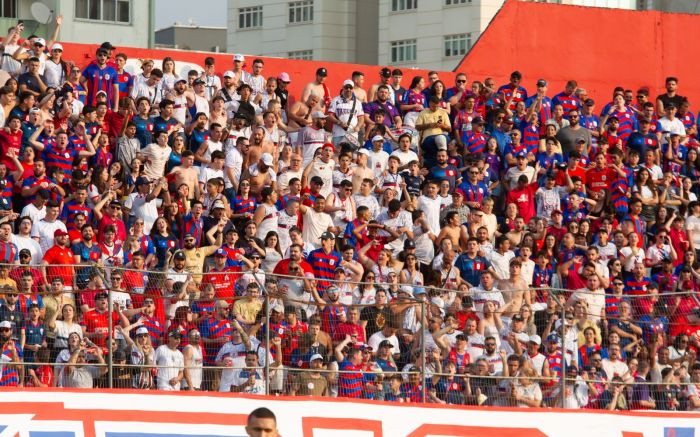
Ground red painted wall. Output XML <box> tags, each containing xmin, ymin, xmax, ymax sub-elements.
<box><xmin>57</xmin><ymin>43</ymin><xmax>452</xmax><ymax>107</ymax></box>
<box><xmin>456</xmin><ymin>0</ymin><xmax>700</xmax><ymax>106</ymax></box>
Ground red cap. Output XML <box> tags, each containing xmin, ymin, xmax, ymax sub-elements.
<box><xmin>54</xmin><ymin>229</ymin><xmax>69</xmax><ymax>237</ymax></box>
<box><xmin>322</xmin><ymin>143</ymin><xmax>335</xmax><ymax>151</ymax></box>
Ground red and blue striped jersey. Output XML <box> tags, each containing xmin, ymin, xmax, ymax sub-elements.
<box><xmin>199</xmin><ymin>317</ymin><xmax>232</xmax><ymax>364</ymax></box>
<box><xmin>116</xmin><ymin>71</ymin><xmax>134</xmax><ymax>102</ymax></box>
<box><xmin>72</xmin><ymin>82</ymin><xmax>87</xmax><ymax>105</ymax></box>
<box><xmin>497</xmin><ymin>84</ymin><xmax>528</xmax><ymax>109</ymax></box>
<box><xmin>187</xmin><ymin>128</ymin><xmax>210</xmax><ymax>154</ymax></box>
<box><xmin>137</xmin><ymin>314</ymin><xmax>164</xmax><ymax>346</ymax></box>
<box><xmin>463</xmin><ymin>131</ymin><xmax>487</xmax><ymax>155</ymax></box>
<box><xmin>525</xmin><ymin>95</ymin><xmax>552</xmax><ymax>133</ymax></box>
<box><xmin>68</xmin><ymin>134</ymin><xmax>87</xmax><ymax>152</ymax></box>
<box><xmin>624</xmin><ymin>276</ymin><xmax>650</xmax><ymax>296</ymax></box>
<box><xmin>306</xmin><ymin>248</ymin><xmax>341</xmax><ymax>292</ymax></box>
<box><xmin>0</xmin><ymin>241</ymin><xmax>17</xmax><ymax>264</ymax></box>
<box><xmin>137</xmin><ymin>235</ymin><xmax>156</xmax><ymax>256</ymax></box>
<box><xmin>609</xmin><ymin>109</ymin><xmax>637</xmax><ymax>142</ymax></box>
<box><xmin>552</xmin><ymin>92</ymin><xmax>580</xmax><ymax>115</ymax></box>
<box><xmin>276</xmin><ymin>193</ymin><xmax>300</xmax><ymax>210</ymax></box>
<box><xmin>320</xmin><ymin>305</ymin><xmax>344</xmax><ymax>340</ymax></box>
<box><xmin>91</xmin><ymin>147</ymin><xmax>113</xmax><ymax>168</ymax></box>
<box><xmin>580</xmin><ymin>114</ymin><xmax>601</xmax><ymax>147</ymax></box>
<box><xmin>191</xmin><ymin>300</ymin><xmax>216</xmax><ymax>319</ymax></box>
<box><xmin>338</xmin><ymin>359</ymin><xmax>364</xmax><ymax>398</ymax></box>
<box><xmin>61</xmin><ymin>200</ymin><xmax>92</xmax><ymax>230</ymax></box>
<box><xmin>232</xmin><ymin>195</ymin><xmax>257</xmax><ymax>216</ymax></box>
<box><xmin>182</xmin><ymin>213</ymin><xmax>203</xmax><ymax>247</ymax></box>
<box><xmin>546</xmin><ymin>352</ymin><xmax>563</xmax><ymax>378</ymax></box>
<box><xmin>520</xmin><ymin>121</ymin><xmax>540</xmax><ymax>154</ymax></box>
<box><xmin>622</xmin><ymin>213</ymin><xmax>646</xmax><ymax>246</ymax></box>
<box><xmin>401</xmin><ymin>89</ymin><xmax>426</xmax><ymax>109</ymax></box>
<box><xmin>605</xmin><ymin>295</ymin><xmax>622</xmax><ymax>318</ymax></box>
<box><xmin>453</xmin><ymin>110</ymin><xmax>476</xmax><ymax>139</ymax></box>
<box><xmin>457</xmin><ymin>181</ymin><xmax>489</xmax><ymax>205</ymax></box>
<box><xmin>43</xmin><ymin>144</ymin><xmax>77</xmax><ymax>175</ymax></box>
<box><xmin>680</xmin><ymin>110</ymin><xmax>696</xmax><ymax>131</ymax></box>
<box><xmin>610</xmin><ymin>171</ymin><xmax>631</xmax><ymax>215</ymax></box>
<box><xmin>0</xmin><ymin>342</ymin><xmax>23</xmax><ymax>386</ymax></box>
<box><xmin>81</xmin><ymin>63</ymin><xmax>118</xmax><ymax>107</ymax></box>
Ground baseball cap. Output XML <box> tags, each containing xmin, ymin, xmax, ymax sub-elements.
<box><xmin>512</xmin><ymin>314</ymin><xmax>524</xmax><ymax>322</ymax></box>
<box><xmin>94</xmin><ymin>291</ymin><xmax>108</xmax><ymax>300</ymax></box>
<box><xmin>52</xmin><ymin>43</ymin><xmax>63</xmax><ymax>51</ymax></box>
<box><xmin>378</xmin><ymin>340</ymin><xmax>394</xmax><ymax>349</ymax></box>
<box><xmin>404</xmin><ymin>239</ymin><xmax>416</xmax><ymax>249</ymax></box>
<box><xmin>28</xmin><ymin>107</ymin><xmax>41</xmax><ymax>114</ymax></box>
<box><xmin>310</xmin><ymin>175</ymin><xmax>324</xmax><ymax>185</ymax></box>
<box><xmin>175</xmin><ymin>78</ymin><xmax>187</xmax><ymax>84</ymax></box>
<box><xmin>320</xmin><ymin>231</ymin><xmax>335</xmax><ymax>240</ymax></box>
<box><xmin>192</xmin><ymin>78</ymin><xmax>205</xmax><ymax>85</ymax></box>
<box><xmin>277</xmin><ymin>72</ymin><xmax>291</xmax><ymax>83</ymax></box>
<box><xmin>379</xmin><ymin>67</ymin><xmax>392</xmax><ymax>78</ymax></box>
<box><xmin>325</xmin><ymin>286</ymin><xmax>339</xmax><ymax>295</ymax></box>
<box><xmin>34</xmin><ymin>37</ymin><xmax>46</xmax><ymax>47</ymax></box>
<box><xmin>173</xmin><ymin>250</ymin><xmax>186</xmax><ymax>260</ymax></box>
<box><xmin>584</xmin><ymin>98</ymin><xmax>595</xmax><ymax>106</ymax></box>
<box><xmin>547</xmin><ymin>333</ymin><xmax>559</xmax><ymax>343</ymax></box>
<box><xmin>516</xmin><ymin>151</ymin><xmax>527</xmax><ymax>159</ymax></box>
<box><xmin>223</xmin><ymin>70</ymin><xmax>234</xmax><ymax>78</ymax></box>
<box><xmin>472</xmin><ymin>116</ymin><xmax>485</xmax><ymax>125</ymax></box>
<box><xmin>371</xmin><ymin>135</ymin><xmax>384</xmax><ymax>143</ymax></box>
<box><xmin>342</xmin><ymin>79</ymin><xmax>354</xmax><ymax>88</ymax></box>
<box><xmin>529</xmin><ymin>334</ymin><xmax>542</xmax><ymax>345</ymax></box>
<box><xmin>311</xmin><ymin>111</ymin><xmax>327</xmax><ymax>119</ymax></box>
<box><xmin>516</xmin><ymin>332</ymin><xmax>530</xmax><ymax>344</ymax></box>
<box><xmin>135</xmin><ymin>327</ymin><xmax>149</xmax><ymax>335</ymax></box>
<box><xmin>551</xmin><ymin>209</ymin><xmax>562</xmax><ymax>215</ymax></box>
<box><xmin>536</xmin><ymin>79</ymin><xmax>547</xmax><ymax>87</ymax></box>
<box><xmin>168</xmin><ymin>330</ymin><xmax>183</xmax><ymax>339</ymax></box>
<box><xmin>435</xmin><ymin>135</ymin><xmax>447</xmax><ymax>150</ymax></box>
<box><xmin>309</xmin><ymin>353</ymin><xmax>324</xmax><ymax>363</ymax></box>
<box><xmin>211</xmin><ymin>200</ymin><xmax>225</xmax><ymax>210</ymax></box>
<box><xmin>215</xmin><ymin>300</ymin><xmax>230</xmax><ymax>308</ymax></box>
<box><xmin>0</xmin><ymin>321</ymin><xmax>11</xmax><ymax>329</ymax></box>
<box><xmin>54</xmin><ymin>229</ymin><xmax>69</xmax><ymax>237</ymax></box>
<box><xmin>100</xmin><ymin>42</ymin><xmax>116</xmax><ymax>50</ymax></box>
<box><xmin>322</xmin><ymin>143</ymin><xmax>335</xmax><ymax>151</ymax></box>
<box><xmin>214</xmin><ymin>248</ymin><xmax>227</xmax><ymax>257</ymax></box>
<box><xmin>233</xmin><ymin>54</ymin><xmax>245</xmax><ymax>62</ymax></box>
<box><xmin>316</xmin><ymin>67</ymin><xmax>327</xmax><ymax>77</ymax></box>
<box><xmin>413</xmin><ymin>288</ymin><xmax>427</xmax><ymax>297</ymax></box>
<box><xmin>272</xmin><ymin>303</ymin><xmax>284</xmax><ymax>313</ymax></box>
<box><xmin>261</xmin><ymin>152</ymin><xmax>274</xmax><ymax>166</ymax></box>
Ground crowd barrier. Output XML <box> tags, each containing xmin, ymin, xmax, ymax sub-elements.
<box><xmin>1</xmin><ymin>263</ymin><xmax>698</xmax><ymax>413</ymax></box>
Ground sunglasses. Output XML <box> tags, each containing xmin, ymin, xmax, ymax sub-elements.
<box><xmin>0</xmin><ymin>328</ymin><xmax>11</xmax><ymax>332</ymax></box>
<box><xmin>457</xmin><ymin>80</ymin><xmax>467</xmax><ymax>84</ymax></box>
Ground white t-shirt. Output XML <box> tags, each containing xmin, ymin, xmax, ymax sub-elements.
<box><xmin>141</xmin><ymin>143</ymin><xmax>172</xmax><ymax>180</ymax></box>
<box><xmin>31</xmin><ymin>219</ymin><xmax>67</xmax><ymax>254</ymax></box>
<box><xmin>124</xmin><ymin>192</ymin><xmax>161</xmax><ymax>234</ymax></box>
<box><xmin>11</xmin><ymin>234</ymin><xmax>42</xmax><ymax>262</ymax></box>
<box><xmin>368</xmin><ymin>332</ymin><xmax>400</xmax><ymax>351</ymax></box>
<box><xmin>153</xmin><ymin>345</ymin><xmax>184</xmax><ymax>391</ymax></box>
<box><xmin>417</xmin><ymin>195</ymin><xmax>442</xmax><ymax>235</ymax></box>
<box><xmin>390</xmin><ymin>149</ymin><xmax>419</xmax><ymax>166</ymax></box>
<box><xmin>686</xmin><ymin>215</ymin><xmax>700</xmax><ymax>247</ymax></box>
<box><xmin>619</xmin><ymin>246</ymin><xmax>646</xmax><ymax>272</ymax></box>
<box><xmin>302</xmin><ymin>208</ymin><xmax>333</xmax><ymax>246</ymax></box>
<box><xmin>487</xmin><ymin>250</ymin><xmax>516</xmax><ymax>279</ymax></box>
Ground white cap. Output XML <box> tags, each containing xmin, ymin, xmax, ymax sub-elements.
<box><xmin>34</xmin><ymin>37</ymin><xmax>46</xmax><ymax>47</ymax></box>
<box><xmin>135</xmin><ymin>327</ymin><xmax>148</xmax><ymax>335</ymax></box>
<box><xmin>529</xmin><ymin>334</ymin><xmax>542</xmax><ymax>345</ymax></box>
<box><xmin>309</xmin><ymin>353</ymin><xmax>324</xmax><ymax>362</ymax></box>
<box><xmin>435</xmin><ymin>135</ymin><xmax>447</xmax><ymax>150</ymax></box>
<box><xmin>0</xmin><ymin>320</ymin><xmax>11</xmax><ymax>329</ymax></box>
<box><xmin>516</xmin><ymin>332</ymin><xmax>530</xmax><ymax>344</ymax></box>
<box><xmin>233</xmin><ymin>54</ymin><xmax>245</xmax><ymax>62</ymax></box>
<box><xmin>342</xmin><ymin>79</ymin><xmax>354</xmax><ymax>88</ymax></box>
<box><xmin>51</xmin><ymin>43</ymin><xmax>63</xmax><ymax>51</ymax></box>
<box><xmin>261</xmin><ymin>153</ymin><xmax>274</xmax><ymax>166</ymax></box>
<box><xmin>372</xmin><ymin>135</ymin><xmax>384</xmax><ymax>142</ymax></box>
<box><xmin>357</xmin><ymin>148</ymin><xmax>370</xmax><ymax>156</ymax></box>
<box><xmin>311</xmin><ymin>111</ymin><xmax>327</xmax><ymax>119</ymax></box>
<box><xmin>223</xmin><ymin>70</ymin><xmax>234</xmax><ymax>78</ymax></box>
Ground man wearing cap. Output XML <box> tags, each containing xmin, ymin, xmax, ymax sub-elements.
<box><xmin>303</xmin><ymin>143</ymin><xmax>336</xmax><ymax>198</ymax></box>
<box><xmin>328</xmin><ymin>79</ymin><xmax>365</xmax><ymax>146</ymax></box>
<box><xmin>525</xmin><ymin>79</ymin><xmax>553</xmax><ymax>130</ymax></box>
<box><xmin>275</xmin><ymin>72</ymin><xmax>291</xmax><ymax>110</ymax></box>
<box><xmin>80</xmin><ymin>47</ymin><xmax>119</xmax><ymax>110</ymax></box>
<box><xmin>290</xmin><ymin>353</ymin><xmax>328</xmax><ymax>396</ymax></box>
<box><xmin>295</xmin><ymin>111</ymin><xmax>328</xmax><ymax>167</ymax></box>
<box><xmin>81</xmin><ymin>291</ymin><xmax>129</xmax><ymax>351</ymax></box>
<box><xmin>497</xmin><ymin>71</ymin><xmax>528</xmax><ymax>110</ymax></box>
<box><xmin>153</xmin><ymin>330</ymin><xmax>185</xmax><ymax>391</ymax></box>
<box><xmin>40</xmin><ymin>228</ymin><xmax>74</xmax><ymax>288</ymax></box>
<box><xmin>124</xmin><ymin>176</ymin><xmax>168</xmax><ymax>234</ymax></box>
<box><xmin>367</xmin><ymin>67</ymin><xmax>395</xmax><ymax>105</ymax></box>
<box><xmin>301</xmin><ymin>67</ymin><xmax>331</xmax><ymax>111</ymax></box>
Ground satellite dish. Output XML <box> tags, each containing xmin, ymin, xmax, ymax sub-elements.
<box><xmin>30</xmin><ymin>2</ymin><xmax>53</xmax><ymax>24</ymax></box>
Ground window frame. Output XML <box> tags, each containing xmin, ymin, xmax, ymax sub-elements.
<box><xmin>238</xmin><ymin>5</ymin><xmax>263</xmax><ymax>30</ymax></box>
<box><xmin>288</xmin><ymin>0</ymin><xmax>314</xmax><ymax>24</ymax></box>
<box><xmin>287</xmin><ymin>50</ymin><xmax>313</xmax><ymax>60</ymax></box>
<box><xmin>390</xmin><ymin>39</ymin><xmax>417</xmax><ymax>64</ymax></box>
<box><xmin>443</xmin><ymin>33</ymin><xmax>471</xmax><ymax>58</ymax></box>
<box><xmin>74</xmin><ymin>0</ymin><xmax>131</xmax><ymax>24</ymax></box>
<box><xmin>0</xmin><ymin>0</ymin><xmax>17</xmax><ymax>18</ymax></box>
<box><xmin>391</xmin><ymin>0</ymin><xmax>418</xmax><ymax>13</ymax></box>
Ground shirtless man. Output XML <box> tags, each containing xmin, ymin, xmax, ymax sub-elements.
<box><xmin>288</xmin><ymin>93</ymin><xmax>320</xmax><ymax>131</ymax></box>
<box><xmin>351</xmin><ymin>151</ymin><xmax>375</xmax><ymax>193</ymax></box>
<box><xmin>166</xmin><ymin>79</ymin><xmax>196</xmax><ymax>126</ymax></box>
<box><xmin>505</xmin><ymin>216</ymin><xmax>526</xmax><ymax>247</ymax></box>
<box><xmin>301</xmin><ymin>68</ymin><xmax>330</xmax><ymax>112</ymax></box>
<box><xmin>498</xmin><ymin>258</ymin><xmax>531</xmax><ymax>318</ymax></box>
<box><xmin>352</xmin><ymin>71</ymin><xmax>367</xmax><ymax>104</ymax></box>
<box><xmin>243</xmin><ymin>153</ymin><xmax>277</xmax><ymax>199</ymax></box>
<box><xmin>247</xmin><ymin>126</ymin><xmax>274</xmax><ymax>165</ymax></box>
<box><xmin>435</xmin><ymin>211</ymin><xmax>464</xmax><ymax>252</ymax></box>
<box><xmin>169</xmin><ymin>150</ymin><xmax>200</xmax><ymax>200</ymax></box>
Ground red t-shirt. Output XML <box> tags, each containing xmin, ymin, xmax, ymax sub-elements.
<box><xmin>201</xmin><ymin>267</ymin><xmax>238</xmax><ymax>300</ymax></box>
<box><xmin>81</xmin><ymin>309</ymin><xmax>120</xmax><ymax>348</ymax></box>
<box><xmin>42</xmin><ymin>245</ymin><xmax>75</xmax><ymax>285</ymax></box>
<box><xmin>98</xmin><ymin>214</ymin><xmax>127</xmax><ymax>244</ymax></box>
<box><xmin>555</xmin><ymin>165</ymin><xmax>586</xmax><ymax>186</ymax></box>
<box><xmin>272</xmin><ymin>258</ymin><xmax>314</xmax><ymax>276</ymax></box>
<box><xmin>586</xmin><ymin>167</ymin><xmax>615</xmax><ymax>193</ymax></box>
<box><xmin>0</xmin><ymin>129</ymin><xmax>22</xmax><ymax>172</ymax></box>
<box><xmin>506</xmin><ymin>182</ymin><xmax>538</xmax><ymax>223</ymax></box>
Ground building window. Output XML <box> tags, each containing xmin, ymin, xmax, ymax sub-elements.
<box><xmin>444</xmin><ymin>33</ymin><xmax>471</xmax><ymax>58</ymax></box>
<box><xmin>239</xmin><ymin>6</ymin><xmax>263</xmax><ymax>29</ymax></box>
<box><xmin>391</xmin><ymin>0</ymin><xmax>417</xmax><ymax>12</ymax></box>
<box><xmin>0</xmin><ymin>0</ymin><xmax>17</xmax><ymax>18</ymax></box>
<box><xmin>391</xmin><ymin>39</ymin><xmax>417</xmax><ymax>63</ymax></box>
<box><xmin>288</xmin><ymin>50</ymin><xmax>313</xmax><ymax>60</ymax></box>
<box><xmin>75</xmin><ymin>0</ymin><xmax>131</xmax><ymax>23</ymax></box>
<box><xmin>445</xmin><ymin>0</ymin><xmax>469</xmax><ymax>4</ymax></box>
<box><xmin>289</xmin><ymin>1</ymin><xmax>313</xmax><ymax>23</ymax></box>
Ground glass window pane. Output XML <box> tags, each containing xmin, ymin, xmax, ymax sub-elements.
<box><xmin>103</xmin><ymin>0</ymin><xmax>116</xmax><ymax>21</ymax></box>
<box><xmin>76</xmin><ymin>0</ymin><xmax>88</xmax><ymax>18</ymax></box>
<box><xmin>89</xmin><ymin>0</ymin><xmax>101</xmax><ymax>20</ymax></box>
<box><xmin>117</xmin><ymin>0</ymin><xmax>129</xmax><ymax>22</ymax></box>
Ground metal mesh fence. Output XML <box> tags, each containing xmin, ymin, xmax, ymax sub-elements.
<box><xmin>0</xmin><ymin>262</ymin><xmax>699</xmax><ymax>411</ymax></box>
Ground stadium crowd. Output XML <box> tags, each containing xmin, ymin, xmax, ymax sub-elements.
<box><xmin>0</xmin><ymin>19</ymin><xmax>698</xmax><ymax>411</ymax></box>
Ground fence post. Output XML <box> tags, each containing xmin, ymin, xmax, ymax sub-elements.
<box><xmin>265</xmin><ymin>294</ymin><xmax>271</xmax><ymax>396</ymax></box>
<box><xmin>420</xmin><ymin>299</ymin><xmax>426</xmax><ymax>404</ymax></box>
<box><xmin>560</xmin><ymin>299</ymin><xmax>567</xmax><ymax>408</ymax></box>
